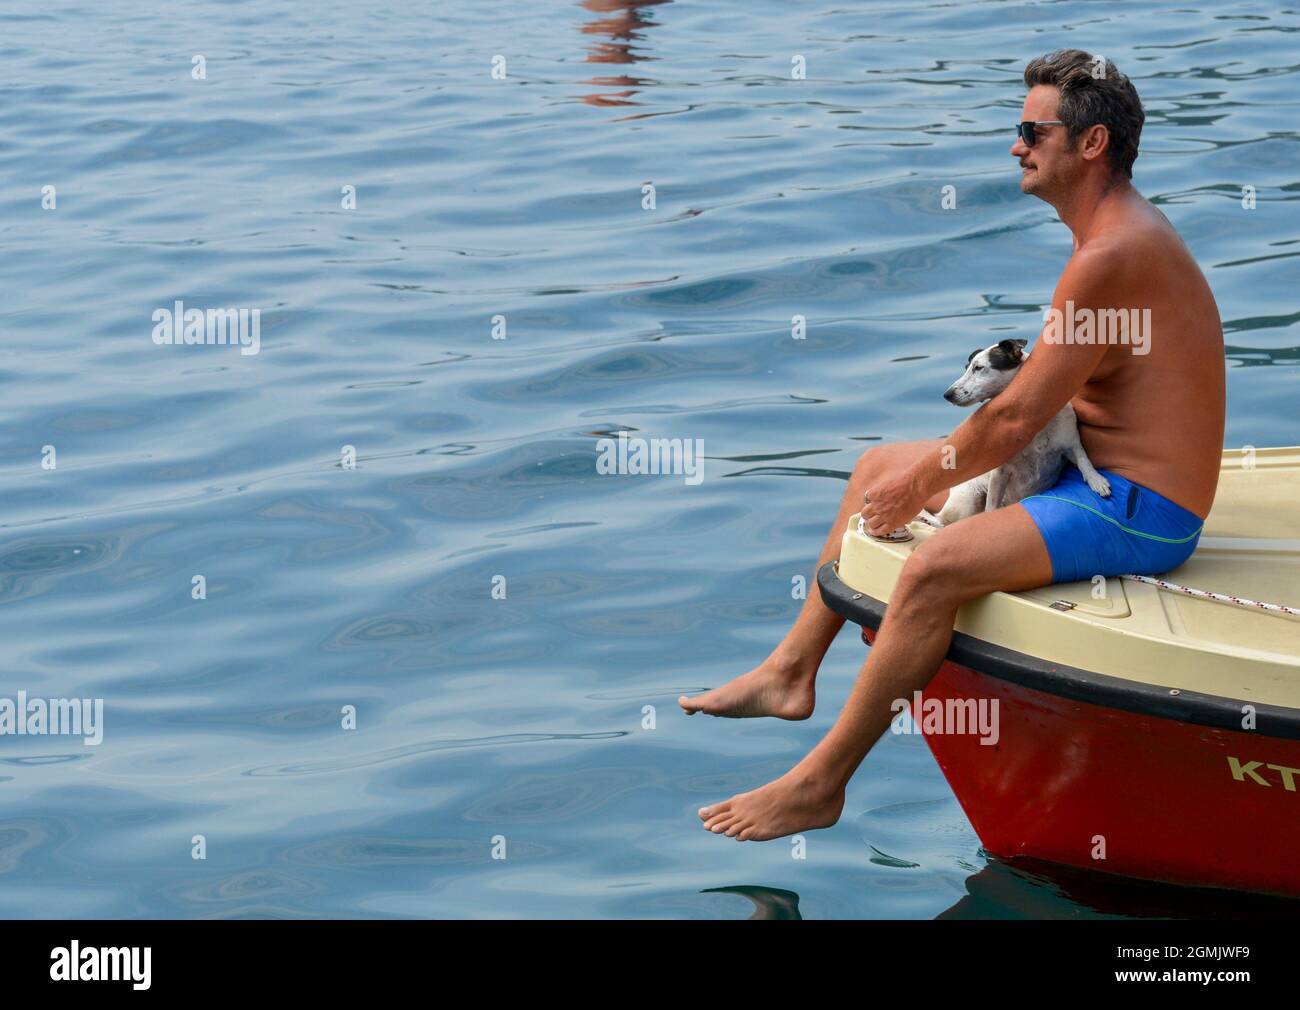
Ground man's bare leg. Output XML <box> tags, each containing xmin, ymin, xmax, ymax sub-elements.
<box><xmin>679</xmin><ymin>439</ymin><xmax>948</xmax><ymax>719</ymax></box>
<box><xmin>698</xmin><ymin>503</ymin><xmax>1052</xmax><ymax>840</ymax></box>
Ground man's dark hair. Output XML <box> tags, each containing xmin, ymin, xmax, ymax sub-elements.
<box><xmin>1023</xmin><ymin>49</ymin><xmax>1145</xmax><ymax>179</ymax></box>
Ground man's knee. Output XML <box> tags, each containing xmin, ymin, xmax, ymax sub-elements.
<box><xmin>854</xmin><ymin>441</ymin><xmax>913</xmax><ymax>483</ymax></box>
<box><xmin>897</xmin><ymin>539</ymin><xmax>944</xmax><ymax>589</ymax></box>
<box><xmin>894</xmin><ymin>536</ymin><xmax>969</xmax><ymax>605</ymax></box>
<box><xmin>853</xmin><ymin>445</ymin><xmax>883</xmax><ymax>481</ymax></box>
<box><xmin>854</xmin><ymin>438</ymin><xmax>945</xmax><ymax>485</ymax></box>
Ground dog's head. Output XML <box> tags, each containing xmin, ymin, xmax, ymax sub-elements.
<box><xmin>943</xmin><ymin>339</ymin><xmax>1028</xmax><ymax>406</ymax></box>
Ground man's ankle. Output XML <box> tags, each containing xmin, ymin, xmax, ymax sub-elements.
<box><xmin>769</xmin><ymin>647</ymin><xmax>817</xmax><ymax>681</ymax></box>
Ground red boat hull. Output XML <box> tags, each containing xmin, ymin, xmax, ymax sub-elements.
<box><xmin>864</xmin><ymin>628</ymin><xmax>1300</xmax><ymax>897</ymax></box>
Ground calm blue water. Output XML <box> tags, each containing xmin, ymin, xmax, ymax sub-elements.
<box><xmin>2</xmin><ymin>0</ymin><xmax>1297</xmax><ymax>919</ymax></box>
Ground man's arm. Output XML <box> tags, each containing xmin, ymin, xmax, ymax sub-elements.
<box><xmin>862</xmin><ymin>247</ymin><xmax>1119</xmax><ymax>535</ymax></box>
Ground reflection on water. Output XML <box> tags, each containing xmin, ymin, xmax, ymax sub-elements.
<box><xmin>579</xmin><ymin>0</ymin><xmax>672</xmax><ymax>108</ymax></box>
<box><xmin>703</xmin><ymin>885</ymin><xmax>803</xmax><ymax>920</ymax></box>
<box><xmin>697</xmin><ymin>861</ymin><xmax>1300</xmax><ymax>921</ymax></box>
<box><xmin>941</xmin><ymin>860</ymin><xmax>1300</xmax><ymax>921</ymax></box>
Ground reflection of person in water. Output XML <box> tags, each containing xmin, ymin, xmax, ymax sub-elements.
<box><xmin>579</xmin><ymin>0</ymin><xmax>672</xmax><ymax>108</ymax></box>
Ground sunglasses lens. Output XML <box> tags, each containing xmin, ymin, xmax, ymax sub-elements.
<box><xmin>1020</xmin><ymin>122</ymin><xmax>1036</xmax><ymax>146</ymax></box>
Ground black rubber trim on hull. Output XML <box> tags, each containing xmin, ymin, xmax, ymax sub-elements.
<box><xmin>817</xmin><ymin>559</ymin><xmax>1300</xmax><ymax>742</ymax></box>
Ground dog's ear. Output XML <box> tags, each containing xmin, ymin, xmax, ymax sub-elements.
<box><xmin>997</xmin><ymin>338</ymin><xmax>1026</xmax><ymax>361</ymax></box>
<box><xmin>967</xmin><ymin>347</ymin><xmax>982</xmax><ymax>363</ymax></box>
<box><xmin>989</xmin><ymin>339</ymin><xmax>1026</xmax><ymax>370</ymax></box>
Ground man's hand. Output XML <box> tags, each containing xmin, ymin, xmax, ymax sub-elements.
<box><xmin>861</xmin><ymin>465</ymin><xmax>929</xmax><ymax>536</ymax></box>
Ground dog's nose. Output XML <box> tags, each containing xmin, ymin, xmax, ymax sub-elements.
<box><xmin>943</xmin><ymin>388</ymin><xmax>958</xmax><ymax>403</ymax></box>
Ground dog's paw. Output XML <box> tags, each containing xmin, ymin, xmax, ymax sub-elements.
<box><xmin>1087</xmin><ymin>474</ymin><xmax>1112</xmax><ymax>497</ymax></box>
<box><xmin>917</xmin><ymin>509</ymin><xmax>945</xmax><ymax>528</ymax></box>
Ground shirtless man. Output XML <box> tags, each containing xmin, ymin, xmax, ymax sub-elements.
<box><xmin>680</xmin><ymin>49</ymin><xmax>1226</xmax><ymax>841</ymax></box>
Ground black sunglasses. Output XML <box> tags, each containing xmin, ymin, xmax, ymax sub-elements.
<box><xmin>1016</xmin><ymin>120</ymin><xmax>1064</xmax><ymax>146</ymax></box>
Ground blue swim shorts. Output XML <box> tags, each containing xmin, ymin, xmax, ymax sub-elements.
<box><xmin>1019</xmin><ymin>466</ymin><xmax>1205</xmax><ymax>584</ymax></box>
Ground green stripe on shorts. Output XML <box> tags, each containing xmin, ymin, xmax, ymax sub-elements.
<box><xmin>1020</xmin><ymin>494</ymin><xmax>1203</xmax><ymax>544</ymax></box>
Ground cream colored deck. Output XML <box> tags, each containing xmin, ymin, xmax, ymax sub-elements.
<box><xmin>836</xmin><ymin>447</ymin><xmax>1300</xmax><ymax>708</ymax></box>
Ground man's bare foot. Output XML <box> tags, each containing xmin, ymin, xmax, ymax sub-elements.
<box><xmin>678</xmin><ymin>655</ymin><xmax>815</xmax><ymax>720</ymax></box>
<box><xmin>698</xmin><ymin>768</ymin><xmax>844</xmax><ymax>841</ymax></box>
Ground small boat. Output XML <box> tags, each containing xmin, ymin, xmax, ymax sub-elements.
<box><xmin>818</xmin><ymin>446</ymin><xmax>1300</xmax><ymax>898</ymax></box>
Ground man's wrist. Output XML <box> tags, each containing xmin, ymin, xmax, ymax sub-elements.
<box><xmin>906</xmin><ymin>459</ymin><xmax>937</xmax><ymax>503</ymax></box>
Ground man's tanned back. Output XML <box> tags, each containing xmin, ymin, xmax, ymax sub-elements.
<box><xmin>1067</xmin><ymin>188</ymin><xmax>1225</xmax><ymax>518</ymax></box>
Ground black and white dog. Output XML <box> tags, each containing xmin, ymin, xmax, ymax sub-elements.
<box><xmin>921</xmin><ymin>338</ymin><xmax>1110</xmax><ymax>527</ymax></box>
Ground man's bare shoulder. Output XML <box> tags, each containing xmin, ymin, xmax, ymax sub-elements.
<box><xmin>1067</xmin><ymin>213</ymin><xmax>1193</xmax><ymax>298</ymax></box>
<box><xmin>1087</xmin><ymin>211</ymin><xmax>1176</xmax><ymax>257</ymax></box>
<box><xmin>1103</xmin><ymin>197</ymin><xmax>1192</xmax><ymax>259</ymax></box>
<box><xmin>1057</xmin><ymin>236</ymin><xmax>1132</xmax><ymax>300</ymax></box>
